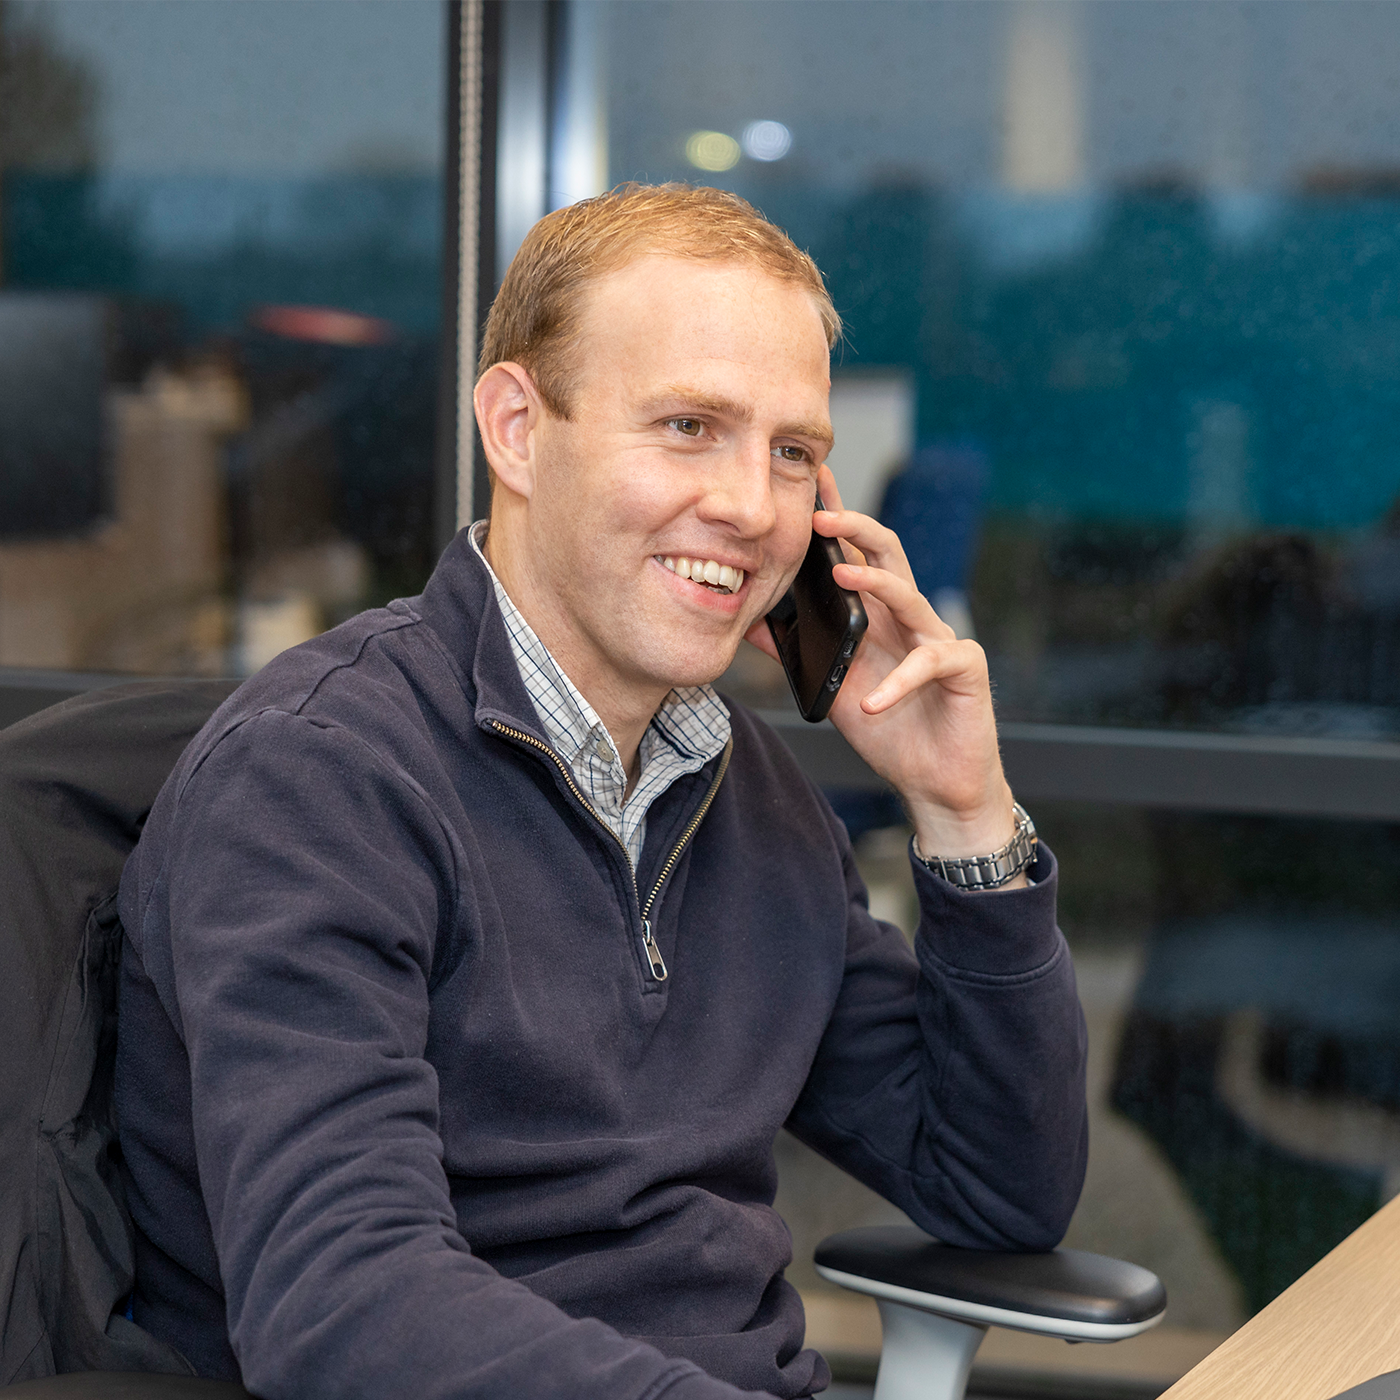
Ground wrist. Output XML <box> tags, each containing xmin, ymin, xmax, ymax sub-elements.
<box><xmin>913</xmin><ymin>798</ymin><xmax>1037</xmax><ymax>891</ymax></box>
<box><xmin>906</xmin><ymin>785</ymin><xmax>1017</xmax><ymax>859</ymax></box>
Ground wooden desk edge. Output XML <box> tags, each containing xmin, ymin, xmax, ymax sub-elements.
<box><xmin>1161</xmin><ymin>1193</ymin><xmax>1400</xmax><ymax>1400</ymax></box>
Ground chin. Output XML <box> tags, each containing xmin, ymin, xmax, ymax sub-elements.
<box><xmin>644</xmin><ymin>640</ymin><xmax>742</xmax><ymax>692</ymax></box>
<box><xmin>659</xmin><ymin>660</ymin><xmax>734</xmax><ymax>691</ymax></box>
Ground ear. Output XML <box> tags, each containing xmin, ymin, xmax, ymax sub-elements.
<box><xmin>475</xmin><ymin>363</ymin><xmax>542</xmax><ymax>499</ymax></box>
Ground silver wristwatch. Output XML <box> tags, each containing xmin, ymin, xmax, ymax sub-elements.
<box><xmin>915</xmin><ymin>803</ymin><xmax>1038</xmax><ymax>890</ymax></box>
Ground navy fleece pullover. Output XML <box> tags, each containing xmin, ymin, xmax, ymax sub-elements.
<box><xmin>116</xmin><ymin>530</ymin><xmax>1088</xmax><ymax>1400</ymax></box>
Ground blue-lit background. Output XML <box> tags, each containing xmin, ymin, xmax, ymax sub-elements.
<box><xmin>597</xmin><ymin>0</ymin><xmax>1400</xmax><ymax>733</ymax></box>
<box><xmin>0</xmin><ymin>0</ymin><xmax>446</xmax><ymax>673</ymax></box>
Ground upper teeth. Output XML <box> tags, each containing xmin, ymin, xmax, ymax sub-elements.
<box><xmin>659</xmin><ymin>556</ymin><xmax>745</xmax><ymax>593</ymax></box>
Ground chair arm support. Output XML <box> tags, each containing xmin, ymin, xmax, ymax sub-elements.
<box><xmin>814</xmin><ymin>1226</ymin><xmax>1167</xmax><ymax>1342</ymax></box>
<box><xmin>2</xmin><ymin>1374</ymin><xmax>254</xmax><ymax>1398</ymax></box>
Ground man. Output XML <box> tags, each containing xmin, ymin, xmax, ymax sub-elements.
<box><xmin>117</xmin><ymin>184</ymin><xmax>1087</xmax><ymax>1400</ymax></box>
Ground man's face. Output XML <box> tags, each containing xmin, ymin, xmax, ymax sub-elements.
<box><xmin>512</xmin><ymin>254</ymin><xmax>833</xmax><ymax>706</ymax></box>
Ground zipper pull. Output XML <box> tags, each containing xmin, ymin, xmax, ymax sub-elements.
<box><xmin>641</xmin><ymin>917</ymin><xmax>668</xmax><ymax>981</ymax></box>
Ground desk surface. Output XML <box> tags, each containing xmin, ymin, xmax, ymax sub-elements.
<box><xmin>1161</xmin><ymin>1192</ymin><xmax>1400</xmax><ymax>1400</ymax></box>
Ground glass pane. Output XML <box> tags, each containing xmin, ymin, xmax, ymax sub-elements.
<box><xmin>592</xmin><ymin>0</ymin><xmax>1400</xmax><ymax>740</ymax></box>
<box><xmin>0</xmin><ymin>0</ymin><xmax>445</xmax><ymax>675</ymax></box>
<box><xmin>793</xmin><ymin>806</ymin><xmax>1400</xmax><ymax>1387</ymax></box>
<box><xmin>578</xmin><ymin>0</ymin><xmax>1400</xmax><ymax>1379</ymax></box>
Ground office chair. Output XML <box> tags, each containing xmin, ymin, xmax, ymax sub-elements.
<box><xmin>0</xmin><ymin>683</ymin><xmax>1164</xmax><ymax>1400</ymax></box>
<box><xmin>815</xmin><ymin>1228</ymin><xmax>1163</xmax><ymax>1400</ymax></box>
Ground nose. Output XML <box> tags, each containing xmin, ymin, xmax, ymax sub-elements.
<box><xmin>698</xmin><ymin>435</ymin><xmax>778</xmax><ymax>538</ymax></box>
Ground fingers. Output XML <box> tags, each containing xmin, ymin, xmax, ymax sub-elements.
<box><xmin>815</xmin><ymin>463</ymin><xmax>845</xmax><ymax>513</ymax></box>
<box><xmin>834</xmin><ymin>560</ymin><xmax>955</xmax><ymax>641</ymax></box>
<box><xmin>861</xmin><ymin>637</ymin><xmax>988</xmax><ymax>714</ymax></box>
<box><xmin>813</xmin><ymin>466</ymin><xmax>867</xmax><ymax>567</ymax></box>
<box><xmin>813</xmin><ymin>504</ymin><xmax>912</xmax><ymax>582</ymax></box>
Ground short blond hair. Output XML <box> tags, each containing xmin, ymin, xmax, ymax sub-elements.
<box><xmin>478</xmin><ymin>182</ymin><xmax>840</xmax><ymax>418</ymax></box>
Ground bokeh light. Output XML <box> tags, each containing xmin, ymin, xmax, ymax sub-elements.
<box><xmin>685</xmin><ymin>130</ymin><xmax>741</xmax><ymax>172</ymax></box>
<box><xmin>741</xmin><ymin>120</ymin><xmax>792</xmax><ymax>162</ymax></box>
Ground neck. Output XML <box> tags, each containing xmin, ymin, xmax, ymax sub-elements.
<box><xmin>482</xmin><ymin>518</ymin><xmax>666</xmax><ymax>783</ymax></box>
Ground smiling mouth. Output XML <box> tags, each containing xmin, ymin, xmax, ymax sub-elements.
<box><xmin>657</xmin><ymin>555</ymin><xmax>746</xmax><ymax>595</ymax></box>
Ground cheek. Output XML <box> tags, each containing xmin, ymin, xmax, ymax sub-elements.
<box><xmin>750</xmin><ymin>507</ymin><xmax>814</xmax><ymax>613</ymax></box>
<box><xmin>532</xmin><ymin>450</ymin><xmax>629</xmax><ymax>553</ymax></box>
<box><xmin>774</xmin><ymin>490</ymin><xmax>816</xmax><ymax>571</ymax></box>
<box><xmin>605</xmin><ymin>457</ymin><xmax>694</xmax><ymax>533</ymax></box>
<box><xmin>620</xmin><ymin>479</ymin><xmax>674</xmax><ymax>527</ymax></box>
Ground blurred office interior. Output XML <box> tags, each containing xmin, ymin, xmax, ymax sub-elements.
<box><xmin>6</xmin><ymin>1</ymin><xmax>1400</xmax><ymax>1394</ymax></box>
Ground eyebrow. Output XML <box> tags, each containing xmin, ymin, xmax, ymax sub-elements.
<box><xmin>643</xmin><ymin>383</ymin><xmax>835</xmax><ymax>455</ymax></box>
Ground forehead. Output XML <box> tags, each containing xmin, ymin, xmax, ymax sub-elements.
<box><xmin>570</xmin><ymin>254</ymin><xmax>831</xmax><ymax>400</ymax></box>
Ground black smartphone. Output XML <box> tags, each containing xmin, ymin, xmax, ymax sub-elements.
<box><xmin>765</xmin><ymin>496</ymin><xmax>869</xmax><ymax>723</ymax></box>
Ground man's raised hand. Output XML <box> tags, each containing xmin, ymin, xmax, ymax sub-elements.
<box><xmin>747</xmin><ymin>465</ymin><xmax>1023</xmax><ymax>882</ymax></box>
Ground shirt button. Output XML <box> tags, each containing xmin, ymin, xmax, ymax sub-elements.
<box><xmin>595</xmin><ymin>737</ymin><xmax>615</xmax><ymax>764</ymax></box>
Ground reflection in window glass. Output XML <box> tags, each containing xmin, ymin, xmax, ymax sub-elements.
<box><xmin>808</xmin><ymin>805</ymin><xmax>1400</xmax><ymax>1374</ymax></box>
<box><xmin>594</xmin><ymin>0</ymin><xmax>1400</xmax><ymax>738</ymax></box>
<box><xmin>576</xmin><ymin>0</ymin><xmax>1400</xmax><ymax>1370</ymax></box>
<box><xmin>0</xmin><ymin>0</ymin><xmax>444</xmax><ymax>675</ymax></box>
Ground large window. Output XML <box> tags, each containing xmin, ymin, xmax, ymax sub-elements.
<box><xmin>0</xmin><ymin>0</ymin><xmax>447</xmax><ymax>676</ymax></box>
<box><xmin>537</xmin><ymin>0</ymin><xmax>1400</xmax><ymax>1385</ymax></box>
<box><xmin>588</xmin><ymin>0</ymin><xmax>1400</xmax><ymax>742</ymax></box>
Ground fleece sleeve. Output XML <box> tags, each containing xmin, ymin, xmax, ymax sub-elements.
<box><xmin>784</xmin><ymin>829</ymin><xmax>1089</xmax><ymax>1252</ymax></box>
<box><xmin>149</xmin><ymin>710</ymin><xmax>772</xmax><ymax>1400</ymax></box>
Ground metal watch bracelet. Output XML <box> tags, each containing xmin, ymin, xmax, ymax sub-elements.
<box><xmin>914</xmin><ymin>802</ymin><xmax>1038</xmax><ymax>890</ymax></box>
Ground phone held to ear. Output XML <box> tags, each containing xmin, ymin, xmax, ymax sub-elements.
<box><xmin>765</xmin><ymin>495</ymin><xmax>869</xmax><ymax>723</ymax></box>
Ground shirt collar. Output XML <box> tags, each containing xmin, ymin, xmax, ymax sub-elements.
<box><xmin>466</xmin><ymin>521</ymin><xmax>729</xmax><ymax>772</ymax></box>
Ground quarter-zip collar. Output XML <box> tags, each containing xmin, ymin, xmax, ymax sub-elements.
<box><xmin>416</xmin><ymin>526</ymin><xmax>733</xmax><ymax>987</ymax></box>
<box><xmin>415</xmin><ymin>526</ymin><xmax>553</xmax><ymax>747</ymax></box>
<box><xmin>463</xmin><ymin>521</ymin><xmax>730</xmax><ymax>871</ymax></box>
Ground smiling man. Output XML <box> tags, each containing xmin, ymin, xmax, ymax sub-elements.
<box><xmin>116</xmin><ymin>185</ymin><xmax>1088</xmax><ymax>1400</ymax></box>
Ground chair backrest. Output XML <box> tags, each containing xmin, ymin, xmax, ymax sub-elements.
<box><xmin>0</xmin><ymin>681</ymin><xmax>237</xmax><ymax>1386</ymax></box>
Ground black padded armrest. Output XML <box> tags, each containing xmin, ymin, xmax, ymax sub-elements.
<box><xmin>1</xmin><ymin>1374</ymin><xmax>254</xmax><ymax>1398</ymax></box>
<box><xmin>814</xmin><ymin>1226</ymin><xmax>1166</xmax><ymax>1341</ymax></box>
